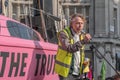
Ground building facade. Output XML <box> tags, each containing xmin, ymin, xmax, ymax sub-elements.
<box><xmin>1</xmin><ymin>0</ymin><xmax>33</xmax><ymax>23</ymax></box>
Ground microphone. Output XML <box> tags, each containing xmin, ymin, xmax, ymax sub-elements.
<box><xmin>81</xmin><ymin>30</ymin><xmax>86</xmax><ymax>34</ymax></box>
<box><xmin>81</xmin><ymin>30</ymin><xmax>92</xmax><ymax>42</ymax></box>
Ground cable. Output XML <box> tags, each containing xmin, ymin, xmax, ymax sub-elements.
<box><xmin>90</xmin><ymin>44</ymin><xmax>120</xmax><ymax>77</ymax></box>
<box><xmin>29</xmin><ymin>7</ymin><xmax>60</xmax><ymax>21</ymax></box>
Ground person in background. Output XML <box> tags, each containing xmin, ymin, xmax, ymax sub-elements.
<box><xmin>54</xmin><ymin>13</ymin><xmax>92</xmax><ymax>80</ymax></box>
<box><xmin>88</xmin><ymin>60</ymin><xmax>93</xmax><ymax>80</ymax></box>
<box><xmin>113</xmin><ymin>74</ymin><xmax>120</xmax><ymax>80</ymax></box>
<box><xmin>83</xmin><ymin>58</ymin><xmax>93</xmax><ymax>80</ymax></box>
<box><xmin>105</xmin><ymin>73</ymin><xmax>120</xmax><ymax>80</ymax></box>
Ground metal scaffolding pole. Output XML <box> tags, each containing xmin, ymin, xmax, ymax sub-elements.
<box><xmin>38</xmin><ymin>0</ymin><xmax>48</xmax><ymax>41</ymax></box>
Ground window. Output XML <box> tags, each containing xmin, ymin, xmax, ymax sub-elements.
<box><xmin>7</xmin><ymin>21</ymin><xmax>21</xmax><ymax>37</ymax></box>
<box><xmin>7</xmin><ymin>20</ymin><xmax>40</xmax><ymax>41</ymax></box>
<box><xmin>18</xmin><ymin>23</ymin><xmax>30</xmax><ymax>39</ymax></box>
<box><xmin>116</xmin><ymin>53</ymin><xmax>120</xmax><ymax>71</ymax></box>
<box><xmin>28</xmin><ymin>29</ymin><xmax>40</xmax><ymax>41</ymax></box>
<box><xmin>33</xmin><ymin>0</ymin><xmax>43</xmax><ymax>16</ymax></box>
<box><xmin>113</xmin><ymin>8</ymin><xmax>117</xmax><ymax>37</ymax></box>
<box><xmin>47</xmin><ymin>29</ymin><xmax>54</xmax><ymax>39</ymax></box>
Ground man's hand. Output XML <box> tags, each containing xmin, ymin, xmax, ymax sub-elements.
<box><xmin>83</xmin><ymin>33</ymin><xmax>92</xmax><ymax>43</ymax></box>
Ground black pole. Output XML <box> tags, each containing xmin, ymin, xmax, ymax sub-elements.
<box><xmin>90</xmin><ymin>45</ymin><xmax>120</xmax><ymax>77</ymax></box>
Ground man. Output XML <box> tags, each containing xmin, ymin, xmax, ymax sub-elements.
<box><xmin>55</xmin><ymin>13</ymin><xmax>92</xmax><ymax>80</ymax></box>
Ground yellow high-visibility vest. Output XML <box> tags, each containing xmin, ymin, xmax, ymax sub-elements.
<box><xmin>54</xmin><ymin>27</ymin><xmax>85</xmax><ymax>77</ymax></box>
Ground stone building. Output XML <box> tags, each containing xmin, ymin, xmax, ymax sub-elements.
<box><xmin>1</xmin><ymin>0</ymin><xmax>33</xmax><ymax>22</ymax></box>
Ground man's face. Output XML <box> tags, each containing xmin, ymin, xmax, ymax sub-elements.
<box><xmin>71</xmin><ymin>17</ymin><xmax>84</xmax><ymax>34</ymax></box>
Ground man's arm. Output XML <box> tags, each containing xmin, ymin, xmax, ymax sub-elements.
<box><xmin>58</xmin><ymin>31</ymin><xmax>83</xmax><ymax>53</ymax></box>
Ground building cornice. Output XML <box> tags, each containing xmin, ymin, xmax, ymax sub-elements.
<box><xmin>91</xmin><ymin>38</ymin><xmax>120</xmax><ymax>46</ymax></box>
<box><xmin>11</xmin><ymin>0</ymin><xmax>33</xmax><ymax>5</ymax></box>
<box><xmin>61</xmin><ymin>3</ymin><xmax>90</xmax><ymax>6</ymax></box>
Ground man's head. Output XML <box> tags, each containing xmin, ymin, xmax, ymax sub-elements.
<box><xmin>70</xmin><ymin>13</ymin><xmax>86</xmax><ymax>34</ymax></box>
